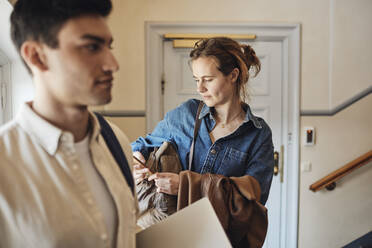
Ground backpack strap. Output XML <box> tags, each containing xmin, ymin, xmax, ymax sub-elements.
<box><xmin>94</xmin><ymin>112</ymin><xmax>134</xmax><ymax>195</ymax></box>
<box><xmin>188</xmin><ymin>101</ymin><xmax>204</xmax><ymax>170</ymax></box>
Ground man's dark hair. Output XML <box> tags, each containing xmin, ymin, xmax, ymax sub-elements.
<box><xmin>10</xmin><ymin>0</ymin><xmax>112</xmax><ymax>53</ymax></box>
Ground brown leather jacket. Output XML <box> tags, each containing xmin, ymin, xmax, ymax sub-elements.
<box><xmin>177</xmin><ymin>171</ymin><xmax>268</xmax><ymax>248</ymax></box>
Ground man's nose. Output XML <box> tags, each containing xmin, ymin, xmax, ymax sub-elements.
<box><xmin>102</xmin><ymin>50</ymin><xmax>119</xmax><ymax>73</ymax></box>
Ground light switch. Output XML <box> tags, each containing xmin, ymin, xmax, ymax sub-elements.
<box><xmin>304</xmin><ymin>127</ymin><xmax>315</xmax><ymax>146</ymax></box>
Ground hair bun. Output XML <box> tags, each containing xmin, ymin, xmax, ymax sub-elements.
<box><xmin>241</xmin><ymin>44</ymin><xmax>261</xmax><ymax>77</ymax></box>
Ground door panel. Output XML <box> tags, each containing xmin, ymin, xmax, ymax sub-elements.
<box><xmin>163</xmin><ymin>40</ymin><xmax>283</xmax><ymax>247</ymax></box>
<box><xmin>163</xmin><ymin>45</ymin><xmax>201</xmax><ymax>113</ymax></box>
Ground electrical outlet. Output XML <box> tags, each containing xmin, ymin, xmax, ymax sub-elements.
<box><xmin>301</xmin><ymin>161</ymin><xmax>312</xmax><ymax>172</ymax></box>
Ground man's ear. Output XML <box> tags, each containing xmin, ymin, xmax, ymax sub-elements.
<box><xmin>20</xmin><ymin>41</ymin><xmax>49</xmax><ymax>72</ymax></box>
<box><xmin>230</xmin><ymin>68</ymin><xmax>240</xmax><ymax>83</ymax></box>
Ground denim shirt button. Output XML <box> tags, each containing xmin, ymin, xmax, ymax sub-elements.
<box><xmin>210</xmin><ymin>149</ymin><xmax>216</xmax><ymax>154</ymax></box>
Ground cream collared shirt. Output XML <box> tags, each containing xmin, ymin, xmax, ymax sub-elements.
<box><xmin>0</xmin><ymin>102</ymin><xmax>138</xmax><ymax>248</ymax></box>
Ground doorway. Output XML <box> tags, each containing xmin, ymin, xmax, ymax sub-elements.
<box><xmin>146</xmin><ymin>22</ymin><xmax>300</xmax><ymax>248</ymax></box>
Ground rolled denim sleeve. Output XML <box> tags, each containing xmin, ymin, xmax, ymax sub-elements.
<box><xmin>245</xmin><ymin>125</ymin><xmax>274</xmax><ymax>205</ymax></box>
<box><xmin>131</xmin><ymin>113</ymin><xmax>173</xmax><ymax>160</ymax></box>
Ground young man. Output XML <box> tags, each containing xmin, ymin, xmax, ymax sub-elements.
<box><xmin>0</xmin><ymin>0</ymin><xmax>137</xmax><ymax>247</ymax></box>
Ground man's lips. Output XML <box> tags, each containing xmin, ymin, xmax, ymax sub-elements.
<box><xmin>97</xmin><ymin>76</ymin><xmax>113</xmax><ymax>83</ymax></box>
<box><xmin>96</xmin><ymin>77</ymin><xmax>113</xmax><ymax>87</ymax></box>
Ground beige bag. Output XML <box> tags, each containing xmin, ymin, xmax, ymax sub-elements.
<box><xmin>136</xmin><ymin>102</ymin><xmax>204</xmax><ymax>228</ymax></box>
<box><xmin>136</xmin><ymin>142</ymin><xmax>182</xmax><ymax>228</ymax></box>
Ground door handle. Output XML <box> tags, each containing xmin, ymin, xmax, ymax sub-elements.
<box><xmin>273</xmin><ymin>145</ymin><xmax>284</xmax><ymax>183</ymax></box>
<box><xmin>280</xmin><ymin>145</ymin><xmax>284</xmax><ymax>183</ymax></box>
<box><xmin>274</xmin><ymin>151</ymin><xmax>279</xmax><ymax>176</ymax></box>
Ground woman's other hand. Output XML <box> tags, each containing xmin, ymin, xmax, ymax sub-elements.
<box><xmin>148</xmin><ymin>172</ymin><xmax>180</xmax><ymax>195</ymax></box>
<box><xmin>132</xmin><ymin>151</ymin><xmax>150</xmax><ymax>184</ymax></box>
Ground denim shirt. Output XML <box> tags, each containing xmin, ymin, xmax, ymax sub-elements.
<box><xmin>132</xmin><ymin>99</ymin><xmax>274</xmax><ymax>204</ymax></box>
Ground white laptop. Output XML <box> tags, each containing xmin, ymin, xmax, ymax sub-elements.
<box><xmin>136</xmin><ymin>197</ymin><xmax>232</xmax><ymax>248</ymax></box>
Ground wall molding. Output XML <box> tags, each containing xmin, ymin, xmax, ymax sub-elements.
<box><xmin>301</xmin><ymin>86</ymin><xmax>372</xmax><ymax>116</ymax></box>
<box><xmin>97</xmin><ymin>110</ymin><xmax>146</xmax><ymax>117</ymax></box>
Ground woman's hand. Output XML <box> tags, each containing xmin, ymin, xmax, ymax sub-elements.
<box><xmin>132</xmin><ymin>151</ymin><xmax>150</xmax><ymax>184</ymax></box>
<box><xmin>148</xmin><ymin>172</ymin><xmax>180</xmax><ymax>195</ymax></box>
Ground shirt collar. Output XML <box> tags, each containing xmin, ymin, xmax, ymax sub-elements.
<box><xmin>242</xmin><ymin>103</ymin><xmax>262</xmax><ymax>128</ymax></box>
<box><xmin>89</xmin><ymin>111</ymin><xmax>103</xmax><ymax>143</ymax></box>
<box><xmin>16</xmin><ymin>102</ymin><xmax>102</xmax><ymax>156</ymax></box>
<box><xmin>198</xmin><ymin>102</ymin><xmax>262</xmax><ymax>129</ymax></box>
<box><xmin>16</xmin><ymin>102</ymin><xmax>62</xmax><ymax>155</ymax></box>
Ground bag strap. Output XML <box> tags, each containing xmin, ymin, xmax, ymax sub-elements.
<box><xmin>94</xmin><ymin>112</ymin><xmax>135</xmax><ymax>195</ymax></box>
<box><xmin>188</xmin><ymin>101</ymin><xmax>204</xmax><ymax>170</ymax></box>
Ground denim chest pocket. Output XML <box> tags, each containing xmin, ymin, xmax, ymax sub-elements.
<box><xmin>216</xmin><ymin>147</ymin><xmax>248</xmax><ymax>176</ymax></box>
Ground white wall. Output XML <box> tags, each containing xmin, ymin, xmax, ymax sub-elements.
<box><xmin>300</xmin><ymin>95</ymin><xmax>372</xmax><ymax>247</ymax></box>
<box><xmin>331</xmin><ymin>0</ymin><xmax>372</xmax><ymax>106</ymax></box>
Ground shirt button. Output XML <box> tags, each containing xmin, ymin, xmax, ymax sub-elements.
<box><xmin>87</xmin><ymin>198</ymin><xmax>94</xmax><ymax>205</ymax></box>
<box><xmin>101</xmin><ymin>233</ymin><xmax>108</xmax><ymax>240</ymax></box>
<box><xmin>210</xmin><ymin>149</ymin><xmax>216</xmax><ymax>154</ymax></box>
<box><xmin>61</xmin><ymin>133</ymin><xmax>73</xmax><ymax>143</ymax></box>
<box><xmin>72</xmin><ymin>165</ymin><xmax>78</xmax><ymax>170</ymax></box>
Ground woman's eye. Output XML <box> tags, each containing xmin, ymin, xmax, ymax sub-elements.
<box><xmin>194</xmin><ymin>78</ymin><xmax>212</xmax><ymax>84</ymax></box>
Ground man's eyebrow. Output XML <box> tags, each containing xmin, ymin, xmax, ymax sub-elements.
<box><xmin>81</xmin><ymin>34</ymin><xmax>113</xmax><ymax>45</ymax></box>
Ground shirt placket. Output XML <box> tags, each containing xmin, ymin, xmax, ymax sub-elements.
<box><xmin>201</xmin><ymin>143</ymin><xmax>221</xmax><ymax>174</ymax></box>
<box><xmin>92</xmin><ymin>138</ymin><xmax>136</xmax><ymax>248</ymax></box>
<box><xmin>60</xmin><ymin>133</ymin><xmax>110</xmax><ymax>248</ymax></box>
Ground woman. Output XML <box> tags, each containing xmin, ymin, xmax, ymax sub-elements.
<box><xmin>132</xmin><ymin>37</ymin><xmax>274</xmax><ymax>247</ymax></box>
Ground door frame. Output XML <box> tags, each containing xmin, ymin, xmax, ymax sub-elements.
<box><xmin>0</xmin><ymin>50</ymin><xmax>12</xmax><ymax>125</ymax></box>
<box><xmin>145</xmin><ymin>22</ymin><xmax>300</xmax><ymax>248</ymax></box>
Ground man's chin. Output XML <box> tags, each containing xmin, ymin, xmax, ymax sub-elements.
<box><xmin>89</xmin><ymin>95</ymin><xmax>112</xmax><ymax>106</ymax></box>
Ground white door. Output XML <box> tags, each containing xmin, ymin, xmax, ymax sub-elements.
<box><xmin>163</xmin><ymin>40</ymin><xmax>283</xmax><ymax>247</ymax></box>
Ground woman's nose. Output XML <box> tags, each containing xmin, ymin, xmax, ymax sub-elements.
<box><xmin>196</xmin><ymin>81</ymin><xmax>206</xmax><ymax>93</ymax></box>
